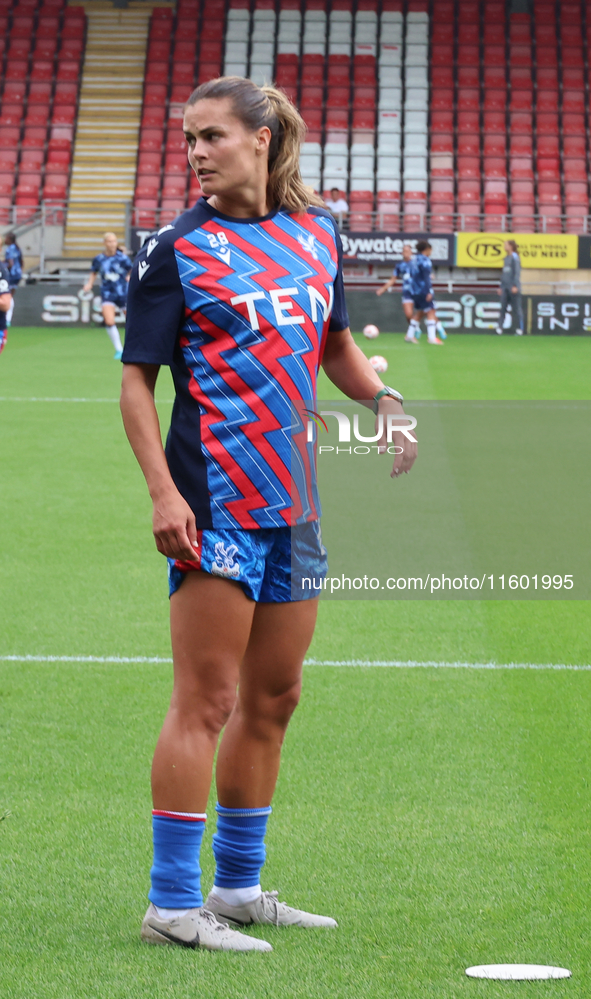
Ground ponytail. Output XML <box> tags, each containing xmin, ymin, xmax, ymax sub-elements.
<box><xmin>185</xmin><ymin>76</ymin><xmax>324</xmax><ymax>214</ymax></box>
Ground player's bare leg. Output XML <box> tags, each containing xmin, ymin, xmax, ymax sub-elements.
<box><xmin>101</xmin><ymin>302</ymin><xmax>123</xmax><ymax>357</ymax></box>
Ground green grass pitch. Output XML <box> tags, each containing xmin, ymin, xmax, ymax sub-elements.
<box><xmin>1</xmin><ymin>327</ymin><xmax>591</xmax><ymax>998</ymax></box>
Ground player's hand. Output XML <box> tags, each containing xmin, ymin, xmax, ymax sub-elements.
<box><xmin>512</xmin><ymin>285</ymin><xmax>518</xmax><ymax>293</ymax></box>
<box><xmin>152</xmin><ymin>488</ymin><xmax>199</xmax><ymax>561</ymax></box>
<box><xmin>376</xmin><ymin>287</ymin><xmax>384</xmax><ymax>296</ymax></box>
<box><xmin>426</xmin><ymin>293</ymin><xmax>433</xmax><ymax>302</ymax></box>
<box><xmin>375</xmin><ymin>397</ymin><xmax>418</xmax><ymax>478</ymax></box>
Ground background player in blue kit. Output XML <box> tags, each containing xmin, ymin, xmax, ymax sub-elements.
<box><xmin>4</xmin><ymin>232</ymin><xmax>22</xmax><ymax>328</ymax></box>
<box><xmin>406</xmin><ymin>240</ymin><xmax>443</xmax><ymax>345</ymax></box>
<box><xmin>83</xmin><ymin>232</ymin><xmax>132</xmax><ymax>359</ymax></box>
<box><xmin>120</xmin><ymin>76</ymin><xmax>417</xmax><ymax>953</ymax></box>
<box><xmin>0</xmin><ymin>237</ymin><xmax>13</xmax><ymax>354</ymax></box>
<box><xmin>376</xmin><ymin>243</ymin><xmax>416</xmax><ymax>339</ymax></box>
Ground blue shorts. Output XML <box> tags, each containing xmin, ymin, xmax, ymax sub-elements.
<box><xmin>101</xmin><ymin>291</ymin><xmax>127</xmax><ymax>309</ymax></box>
<box><xmin>168</xmin><ymin>522</ymin><xmax>328</xmax><ymax>603</ymax></box>
<box><xmin>412</xmin><ymin>294</ymin><xmax>433</xmax><ymax>312</ymax></box>
<box><xmin>0</xmin><ymin>328</ymin><xmax>6</xmax><ymax>354</ymax></box>
<box><xmin>402</xmin><ymin>296</ymin><xmax>414</xmax><ymax>305</ymax></box>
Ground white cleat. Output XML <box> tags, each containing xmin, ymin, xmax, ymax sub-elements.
<box><xmin>140</xmin><ymin>903</ymin><xmax>272</xmax><ymax>951</ymax></box>
<box><xmin>495</xmin><ymin>326</ymin><xmax>503</xmax><ymax>335</ymax></box>
<box><xmin>204</xmin><ymin>890</ymin><xmax>338</xmax><ymax>929</ymax></box>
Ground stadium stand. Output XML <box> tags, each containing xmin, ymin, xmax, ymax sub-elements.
<box><xmin>0</xmin><ymin>0</ymin><xmax>84</xmax><ymax>225</ymax></box>
<box><xmin>133</xmin><ymin>0</ymin><xmax>591</xmax><ymax>235</ymax></box>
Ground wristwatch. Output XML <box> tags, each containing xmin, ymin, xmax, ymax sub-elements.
<box><xmin>373</xmin><ymin>386</ymin><xmax>404</xmax><ymax>414</ymax></box>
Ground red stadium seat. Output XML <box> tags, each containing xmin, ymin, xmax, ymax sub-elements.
<box><xmin>301</xmin><ymin>87</ymin><xmax>324</xmax><ymax>108</ymax></box>
<box><xmin>458</xmin><ymin>22</ymin><xmax>479</xmax><ymax>43</ymax></box>
<box><xmin>432</xmin><ymin>23</ymin><xmax>453</xmax><ymax>42</ymax></box>
<box><xmin>457</xmin><ymin>133</ymin><xmax>480</xmax><ymax>155</ymax></box>
<box><xmin>172</xmin><ymin>62</ymin><xmax>195</xmax><ymax>85</ymax></box>
<box><xmin>510</xmin><ymin>157</ymin><xmax>534</xmax><ymax>179</ymax></box>
<box><xmin>6</xmin><ymin>60</ymin><xmax>28</xmax><ymax>81</ymax></box>
<box><xmin>484</xmin><ymin>67</ymin><xmax>506</xmax><ymax>89</ymax></box>
<box><xmin>56</xmin><ymin>61</ymin><xmax>80</xmax><ymax>82</ymax></box>
<box><xmin>175</xmin><ymin>17</ymin><xmax>198</xmax><ymax>39</ymax></box>
<box><xmin>8</xmin><ymin>37</ymin><xmax>31</xmax><ymax>58</ymax></box>
<box><xmin>22</xmin><ymin>127</ymin><xmax>46</xmax><ymax>148</ymax></box>
<box><xmin>0</xmin><ymin>173</ymin><xmax>14</xmax><ymax>196</ymax></box>
<box><xmin>200</xmin><ymin>19</ymin><xmax>224</xmax><ymax>40</ymax></box>
<box><xmin>11</xmin><ymin>15</ymin><xmax>34</xmax><ymax>37</ymax></box>
<box><xmin>484</xmin><ymin>45</ymin><xmax>505</xmax><ymax>66</ymax></box>
<box><xmin>537</xmin><ymin>134</ymin><xmax>559</xmax><ymax>156</ymax></box>
<box><xmin>353</xmin><ymin>88</ymin><xmax>375</xmax><ymax>110</ymax></box>
<box><xmin>564</xmin><ymin>182</ymin><xmax>588</xmax><ymax>204</ymax></box>
<box><xmin>457</xmin><ymin>89</ymin><xmax>479</xmax><ymax>112</ymax></box>
<box><xmin>145</xmin><ymin>62</ymin><xmax>169</xmax><ymax>84</ymax></box>
<box><xmin>431</xmin><ymin>44</ymin><xmax>453</xmax><ymax>67</ymax></box>
<box><xmin>563</xmin><ymin>90</ymin><xmax>585</xmax><ymax>114</ymax></box>
<box><xmin>484</xmin><ymin>133</ymin><xmax>506</xmax><ymax>156</ymax></box>
<box><xmin>54</xmin><ymin>83</ymin><xmax>78</xmax><ymax>105</ymax></box>
<box><xmin>484</xmin><ymin>157</ymin><xmax>507</xmax><ymax>178</ymax></box>
<box><xmin>562</xmin><ymin>46</ymin><xmax>584</xmax><ymax>67</ymax></box>
<box><xmin>457</xmin><ymin>66</ymin><xmax>479</xmax><ymax>87</ymax></box>
<box><xmin>0</xmin><ymin>127</ymin><xmax>20</xmax><ymax>148</ymax></box>
<box><xmin>34</xmin><ymin>39</ymin><xmax>58</xmax><ymax>59</ymax></box>
<box><xmin>509</xmin><ymin>112</ymin><xmax>532</xmax><ymax>134</ymax></box>
<box><xmin>563</xmin><ymin>136</ymin><xmax>586</xmax><ymax>158</ymax></box>
<box><xmin>564</xmin><ymin>161</ymin><xmax>587</xmax><ymax>182</ymax></box>
<box><xmin>354</xmin><ymin>65</ymin><xmax>376</xmax><ymax>85</ymax></box>
<box><xmin>457</xmin><ymin>111</ymin><xmax>479</xmax><ymax>133</ymax></box>
<box><xmin>511</xmin><ymin>180</ymin><xmax>534</xmax><ymax>202</ymax></box>
<box><xmin>197</xmin><ymin>62</ymin><xmax>221</xmax><ymax>84</ymax></box>
<box><xmin>483</xmin><ymin>90</ymin><xmax>505</xmax><ymax>111</ymax></box>
<box><xmin>16</xmin><ymin>172</ymin><xmax>41</xmax><ymax>199</ymax></box>
<box><xmin>538</xmin><ymin>180</ymin><xmax>561</xmax><ymax>203</ymax></box>
<box><xmin>52</xmin><ymin>106</ymin><xmax>76</xmax><ymax>125</ymax></box>
<box><xmin>170</xmin><ymin>85</ymin><xmax>192</xmax><ymax>103</ymax></box>
<box><xmin>431</xmin><ymin>133</ymin><xmax>453</xmax><ymax>154</ymax></box>
<box><xmin>136</xmin><ymin>177</ymin><xmax>159</xmax><ymax>198</ymax></box>
<box><xmin>537</xmin><ymin>157</ymin><xmax>559</xmax><ymax>179</ymax></box>
<box><xmin>484</xmin><ymin>111</ymin><xmax>506</xmax><ymax>133</ymax></box>
<box><xmin>431</xmin><ymin>214</ymin><xmax>455</xmax><ymax>232</ymax></box>
<box><xmin>431</xmin><ymin>111</ymin><xmax>453</xmax><ymax>132</ymax></box>
<box><xmin>537</xmin><ymin>90</ymin><xmax>558</xmax><ymax>112</ymax></box>
<box><xmin>276</xmin><ymin>64</ymin><xmax>298</xmax><ymax>87</ymax></box>
<box><xmin>0</xmin><ymin>105</ymin><xmax>23</xmax><ymax>126</ymax></box>
<box><xmin>139</xmin><ymin>129</ymin><xmax>163</xmax><ymax>152</ymax></box>
<box><xmin>510</xmin><ymin>91</ymin><xmax>532</xmax><ymax>111</ymax></box>
<box><xmin>509</xmin><ymin>45</ymin><xmax>532</xmax><ymax>67</ymax></box>
<box><xmin>148</xmin><ymin>41</ymin><xmax>171</xmax><ymax>60</ymax></box>
<box><xmin>458</xmin><ymin>45</ymin><xmax>479</xmax><ymax>66</ymax></box>
<box><xmin>536</xmin><ymin>68</ymin><xmax>558</xmax><ymax>89</ymax></box>
<box><xmin>43</xmin><ymin>174</ymin><xmax>67</xmax><ymax>199</ymax></box>
<box><xmin>4</xmin><ymin>82</ymin><xmax>26</xmax><ymax>104</ymax></box>
<box><xmin>458</xmin><ymin>1</ymin><xmax>479</xmax><ymax>19</ymax></box>
<box><xmin>144</xmin><ymin>84</ymin><xmax>167</xmax><ymax>106</ymax></box>
<box><xmin>48</xmin><ymin>125</ymin><xmax>73</xmax><ymax>149</ymax></box>
<box><xmin>537</xmin><ymin>112</ymin><xmax>559</xmax><ymax>135</ymax></box>
<box><xmin>164</xmin><ymin>153</ymin><xmax>187</xmax><ymax>174</ymax></box>
<box><xmin>60</xmin><ymin>39</ymin><xmax>84</xmax><ymax>60</ymax></box>
<box><xmin>562</xmin><ymin>67</ymin><xmax>584</xmax><ymax>89</ymax></box>
<box><xmin>458</xmin><ymin>156</ymin><xmax>480</xmax><ymax>179</ymax></box>
<box><xmin>142</xmin><ymin>106</ymin><xmax>166</xmax><ymax>128</ymax></box>
<box><xmin>165</xmin><ymin>130</ymin><xmax>188</xmax><ymax>153</ymax></box>
<box><xmin>536</xmin><ymin>47</ymin><xmax>558</xmax><ymax>66</ymax></box>
<box><xmin>162</xmin><ymin>176</ymin><xmax>187</xmax><ymax>197</ymax></box>
<box><xmin>431</xmin><ymin>90</ymin><xmax>453</xmax><ymax>111</ymax></box>
<box><xmin>38</xmin><ymin>14</ymin><xmax>59</xmax><ymax>35</ymax></box>
<box><xmin>30</xmin><ymin>62</ymin><xmax>54</xmax><ymax>82</ymax></box>
<box><xmin>160</xmin><ymin>199</ymin><xmax>186</xmax><ymax>223</ymax></box>
<box><xmin>511</xmin><ymin>210</ymin><xmax>535</xmax><ymax>232</ymax></box>
<box><xmin>138</xmin><ymin>151</ymin><xmax>163</xmax><ymax>173</ymax></box>
<box><xmin>20</xmin><ymin>148</ymin><xmax>44</xmax><ymax>170</ymax></box>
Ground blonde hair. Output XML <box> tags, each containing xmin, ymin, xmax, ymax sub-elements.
<box><xmin>185</xmin><ymin>76</ymin><xmax>324</xmax><ymax>214</ymax></box>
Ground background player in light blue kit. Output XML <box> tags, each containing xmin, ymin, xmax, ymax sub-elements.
<box><xmin>406</xmin><ymin>240</ymin><xmax>443</xmax><ymax>345</ymax></box>
<box><xmin>0</xmin><ymin>236</ymin><xmax>12</xmax><ymax>354</ymax></box>
<box><xmin>376</xmin><ymin>243</ymin><xmax>415</xmax><ymax>337</ymax></box>
<box><xmin>83</xmin><ymin>232</ymin><xmax>132</xmax><ymax>359</ymax></box>
<box><xmin>4</xmin><ymin>232</ymin><xmax>22</xmax><ymax>328</ymax></box>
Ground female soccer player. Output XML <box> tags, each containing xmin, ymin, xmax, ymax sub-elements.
<box><xmin>406</xmin><ymin>240</ymin><xmax>443</xmax><ymax>345</ymax></box>
<box><xmin>82</xmin><ymin>232</ymin><xmax>132</xmax><ymax>359</ymax></box>
<box><xmin>120</xmin><ymin>76</ymin><xmax>417</xmax><ymax>953</ymax></box>
<box><xmin>0</xmin><ymin>235</ymin><xmax>12</xmax><ymax>353</ymax></box>
<box><xmin>4</xmin><ymin>232</ymin><xmax>22</xmax><ymax>327</ymax></box>
<box><xmin>495</xmin><ymin>239</ymin><xmax>523</xmax><ymax>336</ymax></box>
<box><xmin>376</xmin><ymin>242</ymin><xmax>415</xmax><ymax>334</ymax></box>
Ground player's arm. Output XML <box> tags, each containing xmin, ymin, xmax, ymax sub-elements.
<box><xmin>376</xmin><ymin>275</ymin><xmax>396</xmax><ymax>297</ymax></box>
<box><xmin>82</xmin><ymin>270</ymin><xmax>97</xmax><ymax>294</ymax></box>
<box><xmin>120</xmin><ymin>363</ymin><xmax>198</xmax><ymax>560</ymax></box>
<box><xmin>321</xmin><ymin>327</ymin><xmax>417</xmax><ymax>476</ymax></box>
<box><xmin>0</xmin><ymin>274</ymin><xmax>11</xmax><ymax>310</ymax></box>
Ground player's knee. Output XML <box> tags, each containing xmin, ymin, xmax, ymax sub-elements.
<box><xmin>244</xmin><ymin>678</ymin><xmax>302</xmax><ymax>731</ymax></box>
<box><xmin>174</xmin><ymin>685</ymin><xmax>237</xmax><ymax>736</ymax></box>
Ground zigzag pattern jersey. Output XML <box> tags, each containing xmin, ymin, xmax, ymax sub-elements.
<box><xmin>123</xmin><ymin>198</ymin><xmax>349</xmax><ymax>530</ymax></box>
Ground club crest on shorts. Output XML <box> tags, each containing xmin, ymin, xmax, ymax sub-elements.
<box><xmin>211</xmin><ymin>541</ymin><xmax>240</xmax><ymax>579</ymax></box>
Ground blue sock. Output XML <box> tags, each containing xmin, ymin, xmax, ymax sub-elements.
<box><xmin>148</xmin><ymin>810</ymin><xmax>206</xmax><ymax>908</ymax></box>
<box><xmin>212</xmin><ymin>804</ymin><xmax>272</xmax><ymax>888</ymax></box>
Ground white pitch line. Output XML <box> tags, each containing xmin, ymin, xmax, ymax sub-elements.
<box><xmin>1</xmin><ymin>655</ymin><xmax>590</xmax><ymax>671</ymax></box>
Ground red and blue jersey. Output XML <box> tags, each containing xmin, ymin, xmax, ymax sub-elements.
<box><xmin>123</xmin><ymin>198</ymin><xmax>349</xmax><ymax>530</ymax></box>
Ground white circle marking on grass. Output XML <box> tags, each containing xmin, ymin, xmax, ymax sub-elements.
<box><xmin>466</xmin><ymin>965</ymin><xmax>571</xmax><ymax>981</ymax></box>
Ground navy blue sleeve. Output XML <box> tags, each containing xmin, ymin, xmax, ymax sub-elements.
<box><xmin>121</xmin><ymin>253</ymin><xmax>133</xmax><ymax>273</ymax></box>
<box><xmin>91</xmin><ymin>254</ymin><xmax>100</xmax><ymax>273</ymax></box>
<box><xmin>0</xmin><ymin>262</ymin><xmax>9</xmax><ymax>294</ymax></box>
<box><xmin>122</xmin><ymin>235</ymin><xmax>185</xmax><ymax>366</ymax></box>
<box><xmin>327</xmin><ymin>218</ymin><xmax>350</xmax><ymax>332</ymax></box>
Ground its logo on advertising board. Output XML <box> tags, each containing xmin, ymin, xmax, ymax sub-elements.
<box><xmin>456</xmin><ymin>233</ymin><xmax>579</xmax><ymax>269</ymax></box>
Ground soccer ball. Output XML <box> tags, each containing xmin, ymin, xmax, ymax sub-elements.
<box><xmin>363</xmin><ymin>324</ymin><xmax>380</xmax><ymax>339</ymax></box>
<box><xmin>369</xmin><ymin>355</ymin><xmax>388</xmax><ymax>373</ymax></box>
